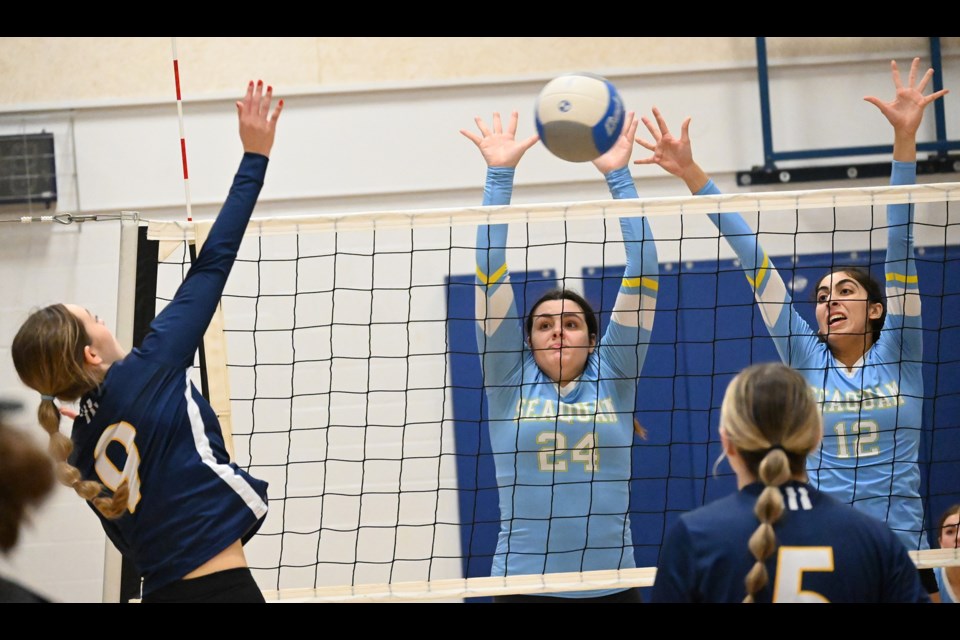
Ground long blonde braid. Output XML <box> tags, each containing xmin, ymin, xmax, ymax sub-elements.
<box><xmin>719</xmin><ymin>363</ymin><xmax>822</xmax><ymax>603</ymax></box>
<box><xmin>12</xmin><ymin>304</ymin><xmax>129</xmax><ymax>520</ymax></box>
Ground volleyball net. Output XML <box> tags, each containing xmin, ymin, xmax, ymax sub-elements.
<box><xmin>136</xmin><ymin>181</ymin><xmax>960</xmax><ymax>602</ymax></box>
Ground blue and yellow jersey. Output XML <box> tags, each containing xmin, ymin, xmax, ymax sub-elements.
<box><xmin>702</xmin><ymin>161</ymin><xmax>927</xmax><ymax>552</ymax></box>
<box><xmin>475</xmin><ymin>166</ymin><xmax>658</xmax><ymax>596</ymax></box>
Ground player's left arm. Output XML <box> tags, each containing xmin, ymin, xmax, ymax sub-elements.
<box><xmin>140</xmin><ymin>81</ymin><xmax>281</xmax><ymax>369</ymax></box>
<box><xmin>879</xmin><ymin>161</ymin><xmax>921</xmax><ymax>361</ymax></box>
<box><xmin>864</xmin><ymin>58</ymin><xmax>948</xmax><ymax>357</ymax></box>
<box><xmin>593</xmin><ymin>112</ymin><xmax>659</xmax><ymax>378</ymax></box>
<box><xmin>141</xmin><ymin>156</ymin><xmax>267</xmax><ymax>369</ymax></box>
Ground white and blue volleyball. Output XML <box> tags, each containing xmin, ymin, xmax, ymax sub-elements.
<box><xmin>534</xmin><ymin>72</ymin><xmax>625</xmax><ymax>163</ymax></box>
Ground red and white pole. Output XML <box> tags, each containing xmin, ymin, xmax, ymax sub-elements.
<box><xmin>171</xmin><ymin>37</ymin><xmax>192</xmax><ymax>222</ymax></box>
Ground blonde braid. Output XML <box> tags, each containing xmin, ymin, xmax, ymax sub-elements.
<box><xmin>38</xmin><ymin>399</ymin><xmax>131</xmax><ymax>519</ymax></box>
<box><xmin>37</xmin><ymin>399</ymin><xmax>102</xmax><ymax>501</ymax></box>
<box><xmin>743</xmin><ymin>447</ymin><xmax>791</xmax><ymax>603</ymax></box>
<box><xmin>14</xmin><ymin>305</ymin><xmax>131</xmax><ymax>520</ymax></box>
<box><xmin>720</xmin><ymin>363</ymin><xmax>822</xmax><ymax>604</ymax></box>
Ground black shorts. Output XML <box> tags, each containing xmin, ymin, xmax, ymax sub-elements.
<box><xmin>493</xmin><ymin>588</ymin><xmax>642</xmax><ymax>603</ymax></box>
<box><xmin>142</xmin><ymin>567</ymin><xmax>265</xmax><ymax>604</ymax></box>
<box><xmin>919</xmin><ymin>566</ymin><xmax>939</xmax><ymax>595</ymax></box>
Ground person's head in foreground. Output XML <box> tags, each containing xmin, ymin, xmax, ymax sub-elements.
<box><xmin>718</xmin><ymin>362</ymin><xmax>822</xmax><ymax>602</ymax></box>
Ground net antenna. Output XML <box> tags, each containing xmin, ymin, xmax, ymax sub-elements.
<box><xmin>170</xmin><ymin>37</ymin><xmax>192</xmax><ymax>223</ymax></box>
<box><xmin>166</xmin><ymin>38</ymin><xmax>235</xmax><ymax>457</ymax></box>
<box><xmin>115</xmin><ymin>39</ymin><xmax>236</xmax><ymax>603</ymax></box>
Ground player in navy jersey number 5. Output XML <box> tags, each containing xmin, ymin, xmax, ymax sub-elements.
<box><xmin>635</xmin><ymin>58</ymin><xmax>948</xmax><ymax>597</ymax></box>
<box><xmin>11</xmin><ymin>80</ymin><xmax>283</xmax><ymax>603</ymax></box>
<box><xmin>461</xmin><ymin>111</ymin><xmax>658</xmax><ymax>602</ymax></box>
<box><xmin>651</xmin><ymin>362</ymin><xmax>929</xmax><ymax>603</ymax></box>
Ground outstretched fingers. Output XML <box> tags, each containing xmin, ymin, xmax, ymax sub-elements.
<box><xmin>652</xmin><ymin>106</ymin><xmax>672</xmax><ymax>138</ymax></box>
<box><xmin>632</xmin><ymin>154</ymin><xmax>659</xmax><ymax>166</ymax></box>
<box><xmin>460</xmin><ymin>115</ymin><xmax>491</xmax><ymax>146</ymax></box>
<box><xmin>916</xmin><ymin>67</ymin><xmax>935</xmax><ymax>94</ymax></box>
<box><xmin>269</xmin><ymin>97</ymin><xmax>284</xmax><ymax>125</ymax></box>
<box><xmin>516</xmin><ymin>132</ymin><xmax>540</xmax><ymax>154</ymax></box>
<box><xmin>459</xmin><ymin>127</ymin><xmax>482</xmax><ymax>145</ymax></box>
<box><xmin>679</xmin><ymin>116</ymin><xmax>692</xmax><ymax>144</ymax></box>
<box><xmin>251</xmin><ymin>79</ymin><xmax>264</xmax><ymax>113</ymax></box>
<box><xmin>633</xmin><ymin>115</ymin><xmax>658</xmax><ymax>162</ymax></box>
<box><xmin>908</xmin><ymin>57</ymin><xmax>922</xmax><ymax>90</ymax></box>
<box><xmin>622</xmin><ymin>110</ymin><xmax>639</xmax><ymax>141</ymax></box>
<box><xmin>912</xmin><ymin>60</ymin><xmax>949</xmax><ymax>105</ymax></box>
<box><xmin>237</xmin><ymin>79</ymin><xmax>281</xmax><ymax>157</ymax></box>
<box><xmin>891</xmin><ymin>59</ymin><xmax>903</xmax><ymax>90</ymax></box>
<box><xmin>238</xmin><ymin>80</ymin><xmax>266</xmax><ymax>117</ymax></box>
<box><xmin>506</xmin><ymin>110</ymin><xmax>521</xmax><ymax>136</ymax></box>
<box><xmin>634</xmin><ymin>107</ymin><xmax>663</xmax><ymax>155</ymax></box>
<box><xmin>259</xmin><ymin>84</ymin><xmax>274</xmax><ymax>116</ymax></box>
<box><xmin>475</xmin><ymin>115</ymin><xmax>493</xmax><ymax>137</ymax></box>
<box><xmin>236</xmin><ymin>80</ymin><xmax>255</xmax><ymax>114</ymax></box>
<box><xmin>638</xmin><ymin>115</ymin><xmax>658</xmax><ymax>142</ymax></box>
<box><xmin>491</xmin><ymin>111</ymin><xmax>503</xmax><ymax>135</ymax></box>
<box><xmin>460</xmin><ymin>110</ymin><xmax>537</xmax><ymax>168</ymax></box>
<box><xmin>923</xmin><ymin>87</ymin><xmax>950</xmax><ymax>105</ymax></box>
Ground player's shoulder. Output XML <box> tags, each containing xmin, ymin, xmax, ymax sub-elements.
<box><xmin>810</xmin><ymin>489</ymin><xmax>900</xmax><ymax>544</ymax></box>
<box><xmin>677</xmin><ymin>490</ymin><xmax>751</xmax><ymax>533</ymax></box>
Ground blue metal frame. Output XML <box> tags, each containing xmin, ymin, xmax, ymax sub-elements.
<box><xmin>755</xmin><ymin>36</ymin><xmax>958</xmax><ymax>171</ymax></box>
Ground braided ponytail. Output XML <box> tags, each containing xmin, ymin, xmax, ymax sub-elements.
<box><xmin>37</xmin><ymin>397</ymin><xmax>102</xmax><ymax>500</ymax></box>
<box><xmin>719</xmin><ymin>363</ymin><xmax>822</xmax><ymax>603</ymax></box>
<box><xmin>743</xmin><ymin>447</ymin><xmax>791</xmax><ymax>602</ymax></box>
<box><xmin>13</xmin><ymin>305</ymin><xmax>129</xmax><ymax>520</ymax></box>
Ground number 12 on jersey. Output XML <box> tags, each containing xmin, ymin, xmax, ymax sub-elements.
<box><xmin>832</xmin><ymin>420</ymin><xmax>880</xmax><ymax>459</ymax></box>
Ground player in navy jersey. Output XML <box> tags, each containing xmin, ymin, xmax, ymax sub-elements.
<box><xmin>10</xmin><ymin>79</ymin><xmax>283</xmax><ymax>603</ymax></box>
<box><xmin>652</xmin><ymin>362</ymin><xmax>929</xmax><ymax>603</ymax></box>
<box><xmin>934</xmin><ymin>504</ymin><xmax>959</xmax><ymax>603</ymax></box>
<box><xmin>634</xmin><ymin>58</ymin><xmax>948</xmax><ymax>597</ymax></box>
<box><xmin>460</xmin><ymin>111</ymin><xmax>658</xmax><ymax>602</ymax></box>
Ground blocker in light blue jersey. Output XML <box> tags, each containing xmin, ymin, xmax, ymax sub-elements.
<box><xmin>702</xmin><ymin>161</ymin><xmax>927</xmax><ymax>553</ymax></box>
<box><xmin>475</xmin><ymin>165</ymin><xmax>658</xmax><ymax>597</ymax></box>
<box><xmin>68</xmin><ymin>153</ymin><xmax>270</xmax><ymax>597</ymax></box>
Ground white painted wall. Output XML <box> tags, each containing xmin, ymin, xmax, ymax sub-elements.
<box><xmin>1</xmin><ymin>37</ymin><xmax>958</xmax><ymax>602</ymax></box>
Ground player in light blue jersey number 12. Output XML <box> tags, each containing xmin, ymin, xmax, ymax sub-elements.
<box><xmin>635</xmin><ymin>57</ymin><xmax>948</xmax><ymax>598</ymax></box>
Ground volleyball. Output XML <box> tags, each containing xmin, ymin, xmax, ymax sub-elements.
<box><xmin>534</xmin><ymin>73</ymin><xmax>625</xmax><ymax>163</ymax></box>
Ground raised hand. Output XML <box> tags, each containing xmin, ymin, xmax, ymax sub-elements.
<box><xmin>237</xmin><ymin>80</ymin><xmax>283</xmax><ymax>158</ymax></box>
<box><xmin>592</xmin><ymin>111</ymin><xmax>639</xmax><ymax>175</ymax></box>
<box><xmin>634</xmin><ymin>107</ymin><xmax>708</xmax><ymax>193</ymax></box>
<box><xmin>864</xmin><ymin>58</ymin><xmax>949</xmax><ymax>138</ymax></box>
<box><xmin>460</xmin><ymin>111</ymin><xmax>539</xmax><ymax>168</ymax></box>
